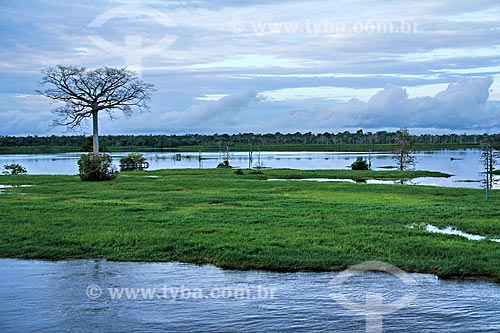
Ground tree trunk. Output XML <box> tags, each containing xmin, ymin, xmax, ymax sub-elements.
<box><xmin>92</xmin><ymin>110</ymin><xmax>99</xmax><ymax>156</ymax></box>
<box><xmin>489</xmin><ymin>148</ymin><xmax>494</xmax><ymax>188</ymax></box>
<box><xmin>399</xmin><ymin>151</ymin><xmax>404</xmax><ymax>171</ymax></box>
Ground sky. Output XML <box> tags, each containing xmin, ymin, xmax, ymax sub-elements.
<box><xmin>1</xmin><ymin>0</ymin><xmax>500</xmax><ymax>136</ymax></box>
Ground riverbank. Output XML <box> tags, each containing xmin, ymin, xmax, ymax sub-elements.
<box><xmin>0</xmin><ymin>142</ymin><xmax>481</xmax><ymax>154</ymax></box>
<box><xmin>1</xmin><ymin>169</ymin><xmax>499</xmax><ymax>280</ymax></box>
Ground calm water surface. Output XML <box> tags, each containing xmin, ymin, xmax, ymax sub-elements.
<box><xmin>0</xmin><ymin>149</ymin><xmax>494</xmax><ymax>188</ymax></box>
<box><xmin>1</xmin><ymin>259</ymin><xmax>499</xmax><ymax>332</ymax></box>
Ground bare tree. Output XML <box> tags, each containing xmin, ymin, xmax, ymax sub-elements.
<box><xmin>481</xmin><ymin>135</ymin><xmax>500</xmax><ymax>196</ymax></box>
<box><xmin>38</xmin><ymin>65</ymin><xmax>154</xmax><ymax>155</ymax></box>
<box><xmin>393</xmin><ymin>128</ymin><xmax>416</xmax><ymax>171</ymax></box>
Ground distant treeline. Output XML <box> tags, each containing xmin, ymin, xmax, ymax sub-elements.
<box><xmin>0</xmin><ymin>131</ymin><xmax>494</xmax><ymax>151</ymax></box>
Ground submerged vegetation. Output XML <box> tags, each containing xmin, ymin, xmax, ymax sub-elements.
<box><xmin>0</xmin><ymin>168</ymin><xmax>499</xmax><ymax>280</ymax></box>
<box><xmin>2</xmin><ymin>163</ymin><xmax>27</xmax><ymax>175</ymax></box>
<box><xmin>119</xmin><ymin>153</ymin><xmax>149</xmax><ymax>171</ymax></box>
<box><xmin>350</xmin><ymin>157</ymin><xmax>370</xmax><ymax>170</ymax></box>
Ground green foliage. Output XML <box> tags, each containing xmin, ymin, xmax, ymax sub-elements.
<box><xmin>234</xmin><ymin>169</ymin><xmax>244</xmax><ymax>175</ymax></box>
<box><xmin>258</xmin><ymin>168</ymin><xmax>450</xmax><ymax>181</ymax></box>
<box><xmin>0</xmin><ymin>131</ymin><xmax>488</xmax><ymax>154</ymax></box>
<box><xmin>2</xmin><ymin>163</ymin><xmax>27</xmax><ymax>175</ymax></box>
<box><xmin>77</xmin><ymin>153</ymin><xmax>118</xmax><ymax>181</ymax></box>
<box><xmin>351</xmin><ymin>157</ymin><xmax>370</xmax><ymax>170</ymax></box>
<box><xmin>119</xmin><ymin>153</ymin><xmax>148</xmax><ymax>171</ymax></box>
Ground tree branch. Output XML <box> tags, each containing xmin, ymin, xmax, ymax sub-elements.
<box><xmin>38</xmin><ymin>65</ymin><xmax>155</xmax><ymax>132</ymax></box>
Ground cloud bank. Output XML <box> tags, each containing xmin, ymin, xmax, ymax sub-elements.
<box><xmin>159</xmin><ymin>89</ymin><xmax>261</xmax><ymax>126</ymax></box>
<box><xmin>97</xmin><ymin>89</ymin><xmax>263</xmax><ymax>134</ymax></box>
<box><xmin>287</xmin><ymin>77</ymin><xmax>499</xmax><ymax>130</ymax></box>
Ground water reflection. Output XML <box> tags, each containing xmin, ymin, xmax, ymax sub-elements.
<box><xmin>0</xmin><ymin>149</ymin><xmax>493</xmax><ymax>188</ymax></box>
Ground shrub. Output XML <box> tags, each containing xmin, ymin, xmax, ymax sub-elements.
<box><xmin>351</xmin><ymin>157</ymin><xmax>369</xmax><ymax>170</ymax></box>
<box><xmin>2</xmin><ymin>163</ymin><xmax>27</xmax><ymax>175</ymax></box>
<box><xmin>119</xmin><ymin>153</ymin><xmax>148</xmax><ymax>171</ymax></box>
<box><xmin>234</xmin><ymin>169</ymin><xmax>244</xmax><ymax>175</ymax></box>
<box><xmin>217</xmin><ymin>160</ymin><xmax>232</xmax><ymax>168</ymax></box>
<box><xmin>78</xmin><ymin>153</ymin><xmax>118</xmax><ymax>181</ymax></box>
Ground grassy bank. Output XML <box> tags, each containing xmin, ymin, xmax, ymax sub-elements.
<box><xmin>0</xmin><ymin>146</ymin><xmax>81</xmax><ymax>154</ymax></box>
<box><xmin>0</xmin><ymin>142</ymin><xmax>481</xmax><ymax>154</ymax></box>
<box><xmin>177</xmin><ymin>143</ymin><xmax>480</xmax><ymax>152</ymax></box>
<box><xmin>0</xmin><ymin>169</ymin><xmax>499</xmax><ymax>280</ymax></box>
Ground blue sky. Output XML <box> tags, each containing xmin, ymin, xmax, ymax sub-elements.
<box><xmin>1</xmin><ymin>0</ymin><xmax>500</xmax><ymax>136</ymax></box>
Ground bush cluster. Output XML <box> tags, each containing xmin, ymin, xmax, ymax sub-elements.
<box><xmin>119</xmin><ymin>153</ymin><xmax>148</xmax><ymax>171</ymax></box>
<box><xmin>78</xmin><ymin>153</ymin><xmax>118</xmax><ymax>181</ymax></box>
<box><xmin>217</xmin><ymin>160</ymin><xmax>232</xmax><ymax>168</ymax></box>
<box><xmin>351</xmin><ymin>157</ymin><xmax>370</xmax><ymax>170</ymax></box>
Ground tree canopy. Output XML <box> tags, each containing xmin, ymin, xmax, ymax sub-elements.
<box><xmin>38</xmin><ymin>65</ymin><xmax>154</xmax><ymax>154</ymax></box>
<box><xmin>393</xmin><ymin>128</ymin><xmax>416</xmax><ymax>171</ymax></box>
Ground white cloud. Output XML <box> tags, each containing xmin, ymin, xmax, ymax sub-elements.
<box><xmin>161</xmin><ymin>89</ymin><xmax>261</xmax><ymax>126</ymax></box>
<box><xmin>183</xmin><ymin>55</ymin><xmax>316</xmax><ymax>69</ymax></box>
<box><xmin>285</xmin><ymin>77</ymin><xmax>500</xmax><ymax>130</ymax></box>
<box><xmin>0</xmin><ymin>93</ymin><xmax>61</xmax><ymax>135</ymax></box>
<box><xmin>261</xmin><ymin>86</ymin><xmax>380</xmax><ymax>102</ymax></box>
<box><xmin>99</xmin><ymin>89</ymin><xmax>263</xmax><ymax>133</ymax></box>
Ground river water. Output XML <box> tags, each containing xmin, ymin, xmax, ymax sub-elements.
<box><xmin>1</xmin><ymin>151</ymin><xmax>498</xmax><ymax>331</ymax></box>
<box><xmin>0</xmin><ymin>259</ymin><xmax>499</xmax><ymax>333</ymax></box>
<box><xmin>0</xmin><ymin>149</ymin><xmax>494</xmax><ymax>188</ymax></box>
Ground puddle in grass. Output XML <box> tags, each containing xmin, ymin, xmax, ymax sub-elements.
<box><xmin>268</xmin><ymin>178</ymin><xmax>400</xmax><ymax>185</ymax></box>
<box><xmin>0</xmin><ymin>185</ymin><xmax>33</xmax><ymax>194</ymax></box>
<box><xmin>410</xmin><ymin>224</ymin><xmax>500</xmax><ymax>243</ymax></box>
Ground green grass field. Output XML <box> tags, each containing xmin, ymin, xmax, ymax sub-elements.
<box><xmin>1</xmin><ymin>169</ymin><xmax>499</xmax><ymax>280</ymax></box>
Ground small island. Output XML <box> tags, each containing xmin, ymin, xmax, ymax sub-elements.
<box><xmin>1</xmin><ymin>168</ymin><xmax>498</xmax><ymax>281</ymax></box>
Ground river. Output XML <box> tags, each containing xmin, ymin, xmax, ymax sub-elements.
<box><xmin>0</xmin><ymin>149</ymin><xmax>495</xmax><ymax>188</ymax></box>
<box><xmin>0</xmin><ymin>259</ymin><xmax>499</xmax><ymax>332</ymax></box>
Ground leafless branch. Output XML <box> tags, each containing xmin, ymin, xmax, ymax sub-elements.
<box><xmin>38</xmin><ymin>65</ymin><xmax>155</xmax><ymax>130</ymax></box>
